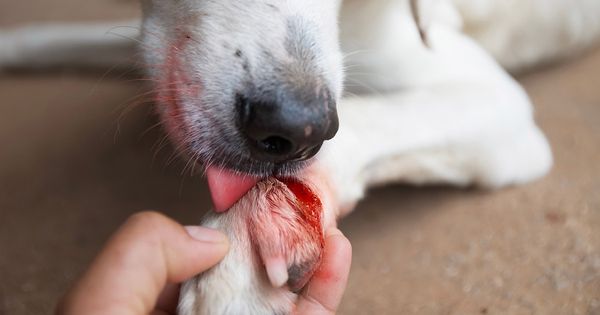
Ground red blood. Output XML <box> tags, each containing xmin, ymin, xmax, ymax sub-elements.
<box><xmin>246</xmin><ymin>178</ymin><xmax>325</xmax><ymax>291</ymax></box>
<box><xmin>279</xmin><ymin>178</ymin><xmax>325</xmax><ymax>250</ymax></box>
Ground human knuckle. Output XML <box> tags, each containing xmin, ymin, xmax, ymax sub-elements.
<box><xmin>127</xmin><ymin>211</ymin><xmax>168</xmax><ymax>228</ymax></box>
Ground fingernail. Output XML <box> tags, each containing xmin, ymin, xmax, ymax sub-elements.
<box><xmin>185</xmin><ymin>226</ymin><xmax>228</xmax><ymax>244</ymax></box>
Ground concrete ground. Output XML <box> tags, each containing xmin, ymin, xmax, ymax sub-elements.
<box><xmin>1</xmin><ymin>1</ymin><xmax>599</xmax><ymax>314</ymax></box>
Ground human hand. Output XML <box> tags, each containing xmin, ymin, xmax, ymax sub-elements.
<box><xmin>56</xmin><ymin>211</ymin><xmax>229</xmax><ymax>315</ymax></box>
<box><xmin>294</xmin><ymin>227</ymin><xmax>353</xmax><ymax>315</ymax></box>
<box><xmin>56</xmin><ymin>211</ymin><xmax>351</xmax><ymax>315</ymax></box>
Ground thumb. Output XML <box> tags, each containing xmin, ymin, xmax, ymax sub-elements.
<box><xmin>57</xmin><ymin>211</ymin><xmax>229</xmax><ymax>315</ymax></box>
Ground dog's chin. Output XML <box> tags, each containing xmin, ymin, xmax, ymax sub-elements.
<box><xmin>215</xmin><ymin>157</ymin><xmax>310</xmax><ymax>178</ymax></box>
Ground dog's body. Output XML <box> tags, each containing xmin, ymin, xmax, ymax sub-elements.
<box><xmin>3</xmin><ymin>0</ymin><xmax>600</xmax><ymax>314</ymax></box>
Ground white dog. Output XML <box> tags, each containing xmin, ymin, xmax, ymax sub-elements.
<box><xmin>3</xmin><ymin>0</ymin><xmax>600</xmax><ymax>314</ymax></box>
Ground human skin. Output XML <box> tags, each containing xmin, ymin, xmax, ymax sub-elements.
<box><xmin>56</xmin><ymin>211</ymin><xmax>351</xmax><ymax>315</ymax></box>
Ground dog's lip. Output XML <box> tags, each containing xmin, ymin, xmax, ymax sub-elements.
<box><xmin>206</xmin><ymin>165</ymin><xmax>261</xmax><ymax>212</ymax></box>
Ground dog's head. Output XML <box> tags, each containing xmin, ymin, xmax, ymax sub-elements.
<box><xmin>140</xmin><ymin>0</ymin><xmax>343</xmax><ymax>209</ymax></box>
<box><xmin>140</xmin><ymin>0</ymin><xmax>343</xmax><ymax>169</ymax></box>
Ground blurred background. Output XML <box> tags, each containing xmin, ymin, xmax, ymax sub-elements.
<box><xmin>1</xmin><ymin>0</ymin><xmax>599</xmax><ymax>314</ymax></box>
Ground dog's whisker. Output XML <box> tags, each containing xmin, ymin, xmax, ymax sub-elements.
<box><xmin>105</xmin><ymin>29</ymin><xmax>147</xmax><ymax>48</ymax></box>
<box><xmin>113</xmin><ymin>93</ymin><xmax>155</xmax><ymax>119</ymax></box>
<box><xmin>140</xmin><ymin>120</ymin><xmax>166</xmax><ymax>139</ymax></box>
<box><xmin>342</xmin><ymin>49</ymin><xmax>376</xmax><ymax>60</ymax></box>
<box><xmin>151</xmin><ymin>133</ymin><xmax>174</xmax><ymax>164</ymax></box>
<box><xmin>89</xmin><ymin>62</ymin><xmax>137</xmax><ymax>96</ymax></box>
<box><xmin>343</xmin><ymin>80</ymin><xmax>386</xmax><ymax>97</ymax></box>
<box><xmin>121</xmin><ymin>78</ymin><xmax>162</xmax><ymax>84</ymax></box>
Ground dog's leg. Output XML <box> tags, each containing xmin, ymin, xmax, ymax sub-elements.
<box><xmin>0</xmin><ymin>20</ymin><xmax>140</xmax><ymax>71</ymax></box>
<box><xmin>320</xmin><ymin>82</ymin><xmax>552</xmax><ymax>212</ymax></box>
<box><xmin>453</xmin><ymin>0</ymin><xmax>600</xmax><ymax>71</ymax></box>
<box><xmin>179</xmin><ymin>176</ymin><xmax>336</xmax><ymax>315</ymax></box>
<box><xmin>321</xmin><ymin>5</ymin><xmax>553</xmax><ymax>212</ymax></box>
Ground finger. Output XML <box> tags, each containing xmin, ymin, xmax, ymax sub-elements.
<box><xmin>296</xmin><ymin>228</ymin><xmax>352</xmax><ymax>315</ymax></box>
<box><xmin>57</xmin><ymin>211</ymin><xmax>229</xmax><ymax>315</ymax></box>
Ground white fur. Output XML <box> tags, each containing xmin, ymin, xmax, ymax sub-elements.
<box><xmin>2</xmin><ymin>0</ymin><xmax>599</xmax><ymax>314</ymax></box>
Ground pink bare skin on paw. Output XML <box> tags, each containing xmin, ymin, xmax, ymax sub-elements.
<box><xmin>247</xmin><ymin>178</ymin><xmax>325</xmax><ymax>292</ymax></box>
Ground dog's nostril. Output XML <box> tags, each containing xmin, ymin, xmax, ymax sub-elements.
<box><xmin>258</xmin><ymin>136</ymin><xmax>293</xmax><ymax>156</ymax></box>
<box><xmin>301</xmin><ymin>144</ymin><xmax>322</xmax><ymax>160</ymax></box>
<box><xmin>237</xmin><ymin>90</ymin><xmax>338</xmax><ymax>163</ymax></box>
<box><xmin>288</xmin><ymin>144</ymin><xmax>322</xmax><ymax>162</ymax></box>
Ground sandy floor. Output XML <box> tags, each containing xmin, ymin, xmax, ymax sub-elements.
<box><xmin>1</xmin><ymin>1</ymin><xmax>599</xmax><ymax>314</ymax></box>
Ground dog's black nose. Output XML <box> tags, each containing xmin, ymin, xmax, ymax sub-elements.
<box><xmin>237</xmin><ymin>91</ymin><xmax>338</xmax><ymax>163</ymax></box>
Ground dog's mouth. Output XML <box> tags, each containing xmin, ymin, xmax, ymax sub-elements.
<box><xmin>154</xmin><ymin>31</ymin><xmax>338</xmax><ymax>212</ymax></box>
<box><xmin>205</xmin><ymin>157</ymin><xmax>319</xmax><ymax>212</ymax></box>
<box><xmin>205</xmin><ymin>165</ymin><xmax>261</xmax><ymax>212</ymax></box>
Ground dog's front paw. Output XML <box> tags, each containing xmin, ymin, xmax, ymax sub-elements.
<box><xmin>178</xmin><ymin>178</ymin><xmax>327</xmax><ymax>315</ymax></box>
<box><xmin>250</xmin><ymin>178</ymin><xmax>325</xmax><ymax>292</ymax></box>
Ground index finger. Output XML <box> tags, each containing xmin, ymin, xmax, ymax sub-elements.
<box><xmin>295</xmin><ymin>228</ymin><xmax>352</xmax><ymax>315</ymax></box>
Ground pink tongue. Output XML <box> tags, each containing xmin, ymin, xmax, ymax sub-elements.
<box><xmin>206</xmin><ymin>166</ymin><xmax>259</xmax><ymax>212</ymax></box>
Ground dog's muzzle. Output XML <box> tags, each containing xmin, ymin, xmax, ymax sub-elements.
<box><xmin>237</xmin><ymin>87</ymin><xmax>339</xmax><ymax>164</ymax></box>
